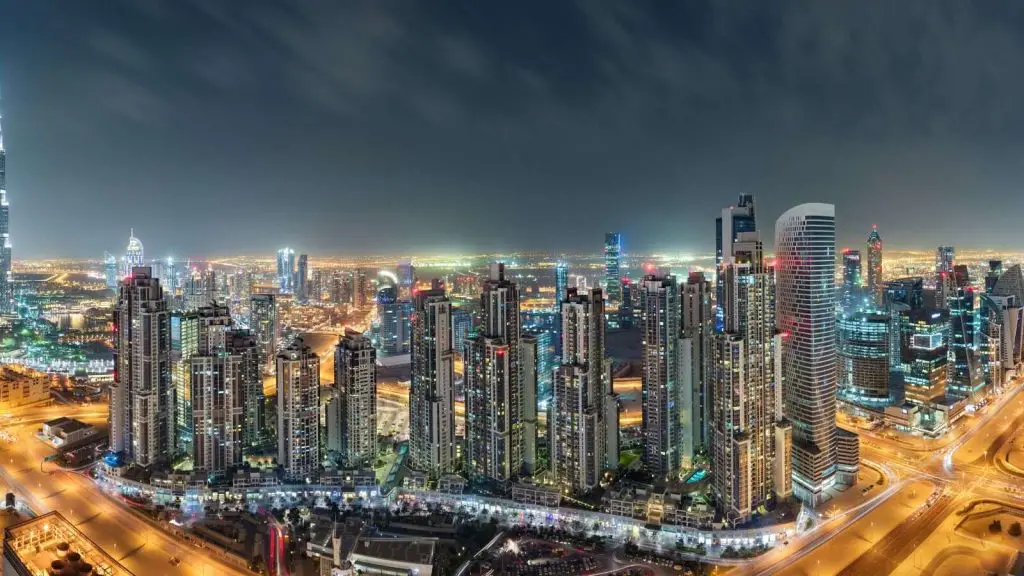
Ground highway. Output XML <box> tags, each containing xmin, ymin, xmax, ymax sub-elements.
<box><xmin>0</xmin><ymin>401</ymin><xmax>250</xmax><ymax>576</ymax></box>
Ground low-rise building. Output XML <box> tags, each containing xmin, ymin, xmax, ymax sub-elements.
<box><xmin>0</xmin><ymin>367</ymin><xmax>49</xmax><ymax>409</ymax></box>
<box><xmin>510</xmin><ymin>482</ymin><xmax>561</xmax><ymax>508</ymax></box>
<box><xmin>437</xmin><ymin>474</ymin><xmax>466</xmax><ymax>495</ymax></box>
<box><xmin>41</xmin><ymin>417</ymin><xmax>97</xmax><ymax>447</ymax></box>
<box><xmin>3</xmin><ymin>511</ymin><xmax>131</xmax><ymax>576</ymax></box>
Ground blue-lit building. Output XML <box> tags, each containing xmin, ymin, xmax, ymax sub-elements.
<box><xmin>104</xmin><ymin>252</ymin><xmax>118</xmax><ymax>290</ymax></box>
<box><xmin>837</xmin><ymin>312</ymin><xmax>890</xmax><ymax>407</ymax></box>
<box><xmin>525</xmin><ymin>329</ymin><xmax>555</xmax><ymax>405</ymax></box>
<box><xmin>522</xmin><ymin>310</ymin><xmax>557</xmax><ymax>403</ymax></box>
<box><xmin>946</xmin><ymin>265</ymin><xmax>982</xmax><ymax>400</ymax></box>
<box><xmin>901</xmin><ymin>308</ymin><xmax>949</xmax><ymax>405</ymax></box>
<box><xmin>604</xmin><ymin>233</ymin><xmax>622</xmax><ymax>304</ymax></box>
<box><xmin>452</xmin><ymin>307</ymin><xmax>473</xmax><ymax>358</ymax></box>
<box><xmin>841</xmin><ymin>249</ymin><xmax>864</xmax><ymax>313</ymax></box>
<box><xmin>554</xmin><ymin>262</ymin><xmax>568</xmax><ymax>309</ymax></box>
<box><xmin>377</xmin><ymin>287</ymin><xmax>412</xmax><ymax>357</ymax></box>
<box><xmin>277</xmin><ymin>247</ymin><xmax>295</xmax><ymax>293</ymax></box>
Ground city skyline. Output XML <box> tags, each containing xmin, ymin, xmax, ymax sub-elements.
<box><xmin>6</xmin><ymin>3</ymin><xmax>1024</xmax><ymax>257</ymax></box>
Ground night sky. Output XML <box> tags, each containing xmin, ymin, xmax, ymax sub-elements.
<box><xmin>3</xmin><ymin>1</ymin><xmax>1024</xmax><ymax>259</ymax></box>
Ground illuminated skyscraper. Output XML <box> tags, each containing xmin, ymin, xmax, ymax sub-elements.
<box><xmin>901</xmin><ymin>308</ymin><xmax>949</xmax><ymax>404</ymax></box>
<box><xmin>408</xmin><ymin>281</ymin><xmax>456</xmax><ymax>478</ymax></box>
<box><xmin>123</xmin><ymin>230</ymin><xmax>144</xmax><ymax>278</ymax></box>
<box><xmin>715</xmin><ymin>195</ymin><xmax>757</xmax><ymax>327</ymax></box>
<box><xmin>936</xmin><ymin>246</ymin><xmax>955</xmax><ymax>277</ymax></box>
<box><xmin>103</xmin><ymin>252</ymin><xmax>118</xmax><ymax>290</ymax></box>
<box><xmin>710</xmin><ymin>224</ymin><xmax>783</xmax><ymax>523</ymax></box>
<box><xmin>604</xmin><ymin>233</ymin><xmax>622</xmax><ymax>305</ymax></box>
<box><xmin>452</xmin><ymin>307</ymin><xmax>472</xmax><ymax>360</ymax></box>
<box><xmin>330</xmin><ymin>331</ymin><xmax>377</xmax><ymax>469</ymax></box>
<box><xmin>550</xmin><ymin>288</ymin><xmax>614</xmax><ymax>494</ymax></box>
<box><xmin>775</xmin><ymin>203</ymin><xmax>842</xmax><ymax>506</ymax></box>
<box><xmin>397</xmin><ymin>259</ymin><xmax>415</xmax><ymax>298</ymax></box>
<box><xmin>0</xmin><ymin>108</ymin><xmax>10</xmax><ymax>314</ymax></box>
<box><xmin>227</xmin><ymin>330</ymin><xmax>264</xmax><ymax>451</ymax></box>
<box><xmin>465</xmin><ymin>263</ymin><xmax>524</xmax><ymax>481</ymax></box>
<box><xmin>841</xmin><ymin>249</ymin><xmax>863</xmax><ymax>313</ymax></box>
<box><xmin>680</xmin><ymin>272</ymin><xmax>712</xmax><ymax>462</ymax></box>
<box><xmin>947</xmin><ymin>265</ymin><xmax>981</xmax><ymax>400</ymax></box>
<box><xmin>640</xmin><ymin>274</ymin><xmax>681</xmax><ymax>481</ymax></box>
<box><xmin>277</xmin><ymin>338</ymin><xmax>320</xmax><ymax>481</ymax></box>
<box><xmin>295</xmin><ymin>254</ymin><xmax>308</xmax><ymax>303</ymax></box>
<box><xmin>837</xmin><ymin>312</ymin><xmax>890</xmax><ymax>407</ymax></box>
<box><xmin>111</xmin><ymin>267</ymin><xmax>173</xmax><ymax>467</ymax></box>
<box><xmin>555</xmin><ymin>262</ymin><xmax>569</xmax><ymax>307</ymax></box>
<box><xmin>171</xmin><ymin>304</ymin><xmax>233</xmax><ymax>457</ymax></box>
<box><xmin>867</xmin><ymin>226</ymin><xmax>883</xmax><ymax>305</ymax></box>
<box><xmin>189</xmin><ymin>304</ymin><xmax>251</xmax><ymax>478</ymax></box>
<box><xmin>277</xmin><ymin>248</ymin><xmax>295</xmax><ymax>293</ymax></box>
<box><xmin>376</xmin><ymin>287</ymin><xmax>412</xmax><ymax>357</ymax></box>
<box><xmin>249</xmin><ymin>293</ymin><xmax>279</xmax><ymax>373</ymax></box>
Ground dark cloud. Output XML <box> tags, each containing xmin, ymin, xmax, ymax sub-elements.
<box><xmin>2</xmin><ymin>0</ymin><xmax>1024</xmax><ymax>258</ymax></box>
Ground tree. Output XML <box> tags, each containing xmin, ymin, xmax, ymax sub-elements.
<box><xmin>1010</xmin><ymin>522</ymin><xmax>1022</xmax><ymax>537</ymax></box>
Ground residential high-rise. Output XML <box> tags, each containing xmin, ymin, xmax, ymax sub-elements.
<box><xmin>604</xmin><ymin>233</ymin><xmax>623</xmax><ymax>305</ymax></box>
<box><xmin>330</xmin><ymin>331</ymin><xmax>377</xmax><ymax>469</ymax></box>
<box><xmin>550</xmin><ymin>287</ymin><xmax>614</xmax><ymax>494</ymax></box>
<box><xmin>841</xmin><ymin>249</ymin><xmax>863</xmax><ymax>313</ymax></box>
<box><xmin>715</xmin><ymin>195</ymin><xmax>757</xmax><ymax>327</ymax></box>
<box><xmin>465</xmin><ymin>263</ymin><xmax>524</xmax><ymax>481</ymax></box>
<box><xmin>111</xmin><ymin>267</ymin><xmax>173</xmax><ymax>467</ymax></box>
<box><xmin>250</xmin><ymin>293</ymin><xmax>279</xmax><ymax>373</ymax></box>
<box><xmin>520</xmin><ymin>334</ymin><xmax>538</xmax><ymax>475</ymax></box>
<box><xmin>837</xmin><ymin>312</ymin><xmax>890</xmax><ymax>407</ymax></box>
<box><xmin>171</xmin><ymin>303</ymin><xmax>232</xmax><ymax>457</ymax></box>
<box><xmin>408</xmin><ymin>281</ymin><xmax>456</xmax><ymax>478</ymax></box>
<box><xmin>867</xmin><ymin>226</ymin><xmax>883</xmax><ymax>305</ymax></box>
<box><xmin>0</xmin><ymin>110</ymin><xmax>10</xmax><ymax>314</ymax></box>
<box><xmin>228</xmin><ymin>329</ymin><xmax>264</xmax><ymax>451</ymax></box>
<box><xmin>295</xmin><ymin>254</ymin><xmax>308</xmax><ymax>303</ymax></box>
<box><xmin>277</xmin><ymin>338</ymin><xmax>320</xmax><ymax>481</ymax></box>
<box><xmin>680</xmin><ymin>272</ymin><xmax>712</xmax><ymax>462</ymax></box>
<box><xmin>640</xmin><ymin>274</ymin><xmax>681</xmax><ymax>481</ymax></box>
<box><xmin>710</xmin><ymin>224</ymin><xmax>782</xmax><ymax>524</ymax></box>
<box><xmin>775</xmin><ymin>203</ymin><xmax>841</xmax><ymax>506</ymax></box>
<box><xmin>935</xmin><ymin>246</ymin><xmax>955</xmax><ymax>277</ymax></box>
<box><xmin>277</xmin><ymin>248</ymin><xmax>295</xmax><ymax>293</ymax></box>
<box><xmin>190</xmin><ymin>306</ymin><xmax>252</xmax><ymax>478</ymax></box>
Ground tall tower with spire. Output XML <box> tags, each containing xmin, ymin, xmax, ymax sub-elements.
<box><xmin>0</xmin><ymin>101</ymin><xmax>13</xmax><ymax>314</ymax></box>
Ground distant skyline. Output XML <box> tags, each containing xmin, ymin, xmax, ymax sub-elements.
<box><xmin>5</xmin><ymin>2</ymin><xmax>1024</xmax><ymax>258</ymax></box>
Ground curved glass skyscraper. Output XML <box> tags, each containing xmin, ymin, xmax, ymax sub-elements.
<box><xmin>775</xmin><ymin>203</ymin><xmax>839</xmax><ymax>506</ymax></box>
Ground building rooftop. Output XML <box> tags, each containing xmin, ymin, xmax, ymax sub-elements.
<box><xmin>352</xmin><ymin>537</ymin><xmax>435</xmax><ymax>566</ymax></box>
<box><xmin>3</xmin><ymin>511</ymin><xmax>132</xmax><ymax>576</ymax></box>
